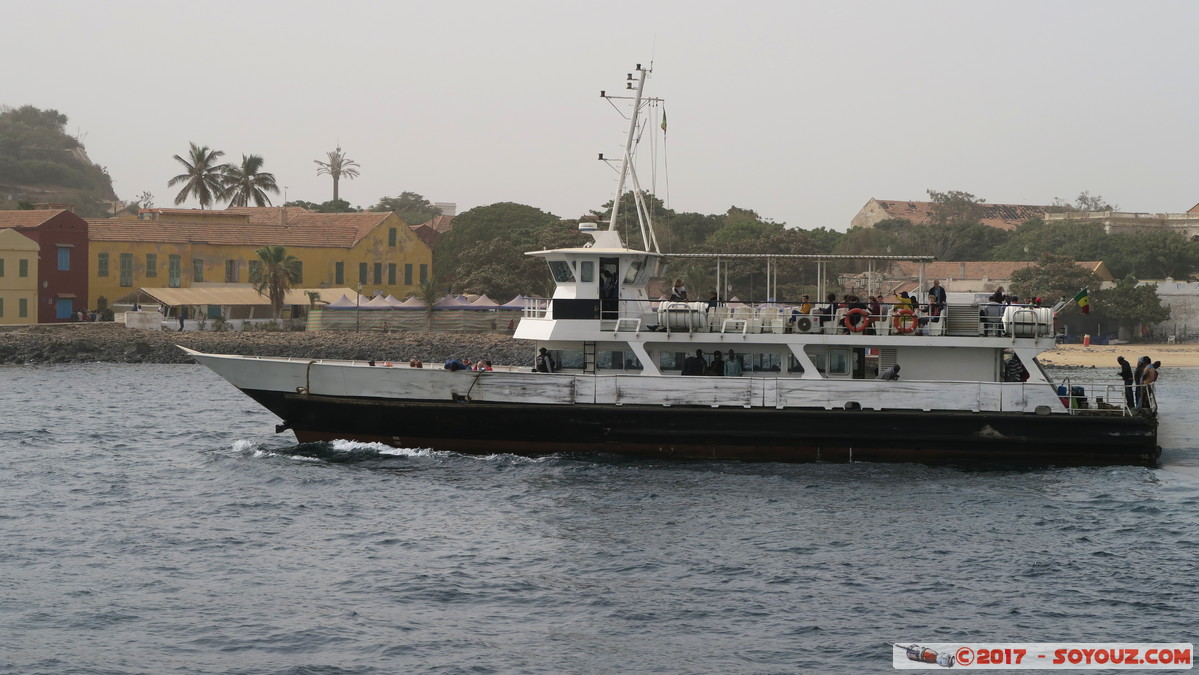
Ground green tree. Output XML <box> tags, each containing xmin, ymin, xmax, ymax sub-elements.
<box><xmin>1047</xmin><ymin>191</ymin><xmax>1115</xmax><ymax>213</ymax></box>
<box><xmin>589</xmin><ymin>191</ymin><xmax>674</xmax><ymax>250</ymax></box>
<box><xmin>314</xmin><ymin>145</ymin><xmax>359</xmax><ymax>202</ymax></box>
<box><xmin>370</xmin><ymin>192</ymin><xmax>441</xmax><ymax>225</ymax></box>
<box><xmin>990</xmin><ymin>219</ymin><xmax>1108</xmax><ymax>263</ymax></box>
<box><xmin>222</xmin><ymin>154</ymin><xmax>280</xmax><ymax>207</ymax></box>
<box><xmin>250</xmin><ymin>245</ymin><xmax>301</xmax><ymax>319</ymax></box>
<box><xmin>168</xmin><ymin>142</ymin><xmax>227</xmax><ymax>208</ymax></box>
<box><xmin>1106</xmin><ymin>228</ymin><xmax>1199</xmax><ymax>280</ymax></box>
<box><xmin>1009</xmin><ymin>253</ymin><xmax>1099</xmax><ymax>303</ymax></box>
<box><xmin>1091</xmin><ymin>275</ymin><xmax>1170</xmax><ymax>337</ymax></box>
<box><xmin>927</xmin><ymin>189</ymin><xmax>985</xmax><ymax>226</ymax></box>
<box><xmin>434</xmin><ymin>202</ymin><xmax>574</xmax><ymax>284</ymax></box>
<box><xmin>0</xmin><ymin>105</ymin><xmax>116</xmax><ymax>200</ymax></box>
<box><xmin>284</xmin><ymin>199</ymin><xmax>358</xmax><ymax>213</ymax></box>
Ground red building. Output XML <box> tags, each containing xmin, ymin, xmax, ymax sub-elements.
<box><xmin>0</xmin><ymin>208</ymin><xmax>90</xmax><ymax>323</ymax></box>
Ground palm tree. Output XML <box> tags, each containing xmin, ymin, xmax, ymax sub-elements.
<box><xmin>168</xmin><ymin>142</ymin><xmax>227</xmax><ymax>208</ymax></box>
<box><xmin>252</xmin><ymin>245</ymin><xmax>301</xmax><ymax>319</ymax></box>
<box><xmin>314</xmin><ymin>145</ymin><xmax>360</xmax><ymax>202</ymax></box>
<box><xmin>223</xmin><ymin>154</ymin><xmax>280</xmax><ymax>207</ymax></box>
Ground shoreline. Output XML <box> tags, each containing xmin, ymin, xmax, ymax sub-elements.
<box><xmin>0</xmin><ymin>323</ymin><xmax>534</xmax><ymax>367</ymax></box>
<box><xmin>1037</xmin><ymin>344</ymin><xmax>1199</xmax><ymax>369</ymax></box>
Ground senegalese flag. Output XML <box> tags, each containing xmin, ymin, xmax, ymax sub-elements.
<box><xmin>660</xmin><ymin>109</ymin><xmax>667</xmax><ymax>135</ymax></box>
<box><xmin>1073</xmin><ymin>288</ymin><xmax>1090</xmax><ymax>314</ymax></box>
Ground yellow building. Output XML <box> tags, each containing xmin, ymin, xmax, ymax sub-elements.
<box><xmin>0</xmin><ymin>227</ymin><xmax>39</xmax><ymax>324</ymax></box>
<box><xmin>86</xmin><ymin>207</ymin><xmax>433</xmax><ymax>309</ymax></box>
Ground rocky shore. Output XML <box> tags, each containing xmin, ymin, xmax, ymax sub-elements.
<box><xmin>0</xmin><ymin>323</ymin><xmax>536</xmax><ymax>367</ymax></box>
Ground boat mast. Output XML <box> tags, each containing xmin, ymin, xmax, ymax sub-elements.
<box><xmin>601</xmin><ymin>64</ymin><xmax>660</xmax><ymax>253</ymax></box>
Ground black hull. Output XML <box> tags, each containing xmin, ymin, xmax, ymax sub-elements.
<box><xmin>239</xmin><ymin>388</ymin><xmax>1161</xmax><ymax>467</ymax></box>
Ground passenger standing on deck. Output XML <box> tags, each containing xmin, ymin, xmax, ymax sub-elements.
<box><xmin>1134</xmin><ymin>356</ymin><xmax>1149</xmax><ymax>406</ymax></box>
<box><xmin>928</xmin><ymin>280</ymin><xmax>947</xmax><ymax>318</ymax></box>
<box><xmin>1141</xmin><ymin>360</ymin><xmax>1159</xmax><ymax>408</ymax></box>
<box><xmin>682</xmin><ymin>349</ymin><xmax>706</xmax><ymax>375</ymax></box>
<box><xmin>535</xmin><ymin>348</ymin><xmax>551</xmax><ymax>373</ymax></box>
<box><xmin>725</xmin><ymin>349</ymin><xmax>742</xmax><ymax>377</ymax></box>
<box><xmin>989</xmin><ymin>286</ymin><xmax>1005</xmax><ymax>304</ymax></box>
<box><xmin>670</xmin><ymin>279</ymin><xmax>688</xmax><ymax>301</ymax></box>
<box><xmin>1117</xmin><ymin>356</ymin><xmax>1135</xmax><ymax>408</ymax></box>
<box><xmin>709</xmin><ymin>350</ymin><xmax>724</xmax><ymax>376</ymax></box>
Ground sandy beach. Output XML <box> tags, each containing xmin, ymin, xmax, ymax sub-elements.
<box><xmin>1037</xmin><ymin>343</ymin><xmax>1199</xmax><ymax>368</ymax></box>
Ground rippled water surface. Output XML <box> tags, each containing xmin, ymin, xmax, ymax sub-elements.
<box><xmin>2</xmin><ymin>363</ymin><xmax>1197</xmax><ymax>673</ymax></box>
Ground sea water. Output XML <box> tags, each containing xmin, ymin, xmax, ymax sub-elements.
<box><xmin>1</xmin><ymin>363</ymin><xmax>1196</xmax><ymax>674</ymax></box>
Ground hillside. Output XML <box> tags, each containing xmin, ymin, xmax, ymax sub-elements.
<box><xmin>0</xmin><ymin>105</ymin><xmax>118</xmax><ymax>216</ymax></box>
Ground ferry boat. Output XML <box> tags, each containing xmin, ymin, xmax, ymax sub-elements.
<box><xmin>184</xmin><ymin>64</ymin><xmax>1159</xmax><ymax>466</ymax></box>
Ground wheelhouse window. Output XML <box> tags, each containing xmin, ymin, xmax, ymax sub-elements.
<box><xmin>548</xmin><ymin>260</ymin><xmax>575</xmax><ymax>282</ymax></box>
<box><xmin>623</xmin><ymin>258</ymin><xmax>643</xmax><ymax>284</ymax></box>
<box><xmin>579</xmin><ymin>260</ymin><xmax>595</xmax><ymax>283</ymax></box>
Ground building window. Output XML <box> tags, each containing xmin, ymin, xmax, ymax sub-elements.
<box><xmin>19</xmin><ymin>298</ymin><xmax>27</xmax><ymax>318</ymax></box>
<box><xmin>168</xmin><ymin>255</ymin><xmax>181</xmax><ymax>287</ymax></box>
<box><xmin>57</xmin><ymin>246</ymin><xmax>70</xmax><ymax>271</ymax></box>
<box><xmin>335</xmin><ymin>261</ymin><xmax>344</xmax><ymax>285</ymax></box>
<box><xmin>146</xmin><ymin>254</ymin><xmax>157</xmax><ymax>277</ymax></box>
<box><xmin>358</xmin><ymin>262</ymin><xmax>368</xmax><ymax>284</ymax></box>
<box><xmin>388</xmin><ymin>263</ymin><xmax>396</xmax><ymax>285</ymax></box>
<box><xmin>0</xmin><ymin>297</ymin><xmax>3</xmax><ymax>317</ymax></box>
<box><xmin>404</xmin><ymin>263</ymin><xmax>413</xmax><ymax>285</ymax></box>
<box><xmin>373</xmin><ymin>263</ymin><xmax>382</xmax><ymax>285</ymax></box>
<box><xmin>293</xmin><ymin>260</ymin><xmax>303</xmax><ymax>284</ymax></box>
<box><xmin>388</xmin><ymin>228</ymin><xmax>397</xmax><ymax>247</ymax></box>
<box><xmin>97</xmin><ymin>253</ymin><xmax>108</xmax><ymax>277</ymax></box>
<box><xmin>0</xmin><ymin>258</ymin><xmax>4</xmax><ymax>276</ymax></box>
<box><xmin>225</xmin><ymin>260</ymin><xmax>239</xmax><ymax>283</ymax></box>
<box><xmin>419</xmin><ymin>264</ymin><xmax>428</xmax><ymax>284</ymax></box>
<box><xmin>249</xmin><ymin>260</ymin><xmax>263</xmax><ymax>283</ymax></box>
<box><xmin>19</xmin><ymin>259</ymin><xmax>28</xmax><ymax>277</ymax></box>
<box><xmin>193</xmin><ymin>258</ymin><xmax>204</xmax><ymax>282</ymax></box>
<box><xmin>119</xmin><ymin>253</ymin><xmax>133</xmax><ymax>287</ymax></box>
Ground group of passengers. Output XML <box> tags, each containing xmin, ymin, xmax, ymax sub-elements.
<box><xmin>681</xmin><ymin>348</ymin><xmax>743</xmax><ymax>376</ymax></box>
<box><xmin>784</xmin><ymin>282</ymin><xmax>948</xmax><ymax>335</ymax></box>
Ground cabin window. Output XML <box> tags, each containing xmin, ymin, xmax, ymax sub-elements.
<box><xmin>623</xmin><ymin>258</ymin><xmax>643</xmax><ymax>284</ymax></box>
<box><xmin>828</xmin><ymin>349</ymin><xmax>850</xmax><ymax>376</ymax></box>
<box><xmin>548</xmin><ymin>261</ymin><xmax>575</xmax><ymax>282</ymax></box>
<box><xmin>597</xmin><ymin>350</ymin><xmax>642</xmax><ymax>371</ymax></box>
<box><xmin>555</xmin><ymin>349</ymin><xmax>584</xmax><ymax>370</ymax></box>
<box><xmin>787</xmin><ymin>355</ymin><xmax>806</xmax><ymax>374</ymax></box>
<box><xmin>750</xmin><ymin>353</ymin><xmax>782</xmax><ymax>373</ymax></box>
<box><xmin>579</xmin><ymin>260</ymin><xmax>595</xmax><ymax>283</ymax></box>
<box><xmin>658</xmin><ymin>351</ymin><xmax>689</xmax><ymax>372</ymax></box>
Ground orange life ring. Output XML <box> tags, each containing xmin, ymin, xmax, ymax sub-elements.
<box><xmin>842</xmin><ymin>308</ymin><xmax>872</xmax><ymax>333</ymax></box>
<box><xmin>892</xmin><ymin>309</ymin><xmax>918</xmax><ymax>334</ymax></box>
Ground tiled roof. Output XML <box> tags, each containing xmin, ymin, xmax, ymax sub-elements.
<box><xmin>0</xmin><ymin>210</ymin><xmax>65</xmax><ymax>229</ymax></box>
<box><xmin>874</xmin><ymin>200</ymin><xmax>1048</xmax><ymax>231</ymax></box>
<box><xmin>90</xmin><ymin>208</ymin><xmax>396</xmax><ymax>248</ymax></box>
<box><xmin>411</xmin><ymin>223</ymin><xmax>439</xmax><ymax>249</ymax></box>
<box><xmin>88</xmin><ymin>216</ymin><xmax>371</xmax><ymax>248</ymax></box>
<box><xmin>423</xmin><ymin>214</ymin><xmax>455</xmax><ymax>233</ymax></box>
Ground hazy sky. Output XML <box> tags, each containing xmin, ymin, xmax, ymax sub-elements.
<box><xmin>6</xmin><ymin>1</ymin><xmax>1197</xmax><ymax>230</ymax></box>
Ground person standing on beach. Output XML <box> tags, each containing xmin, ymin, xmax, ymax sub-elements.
<box><xmin>1117</xmin><ymin>356</ymin><xmax>1135</xmax><ymax>408</ymax></box>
